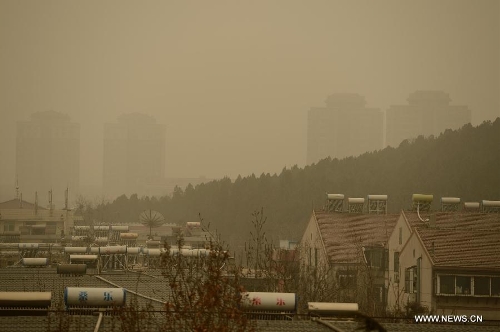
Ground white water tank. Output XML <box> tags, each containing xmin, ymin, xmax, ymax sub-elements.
<box><xmin>111</xmin><ymin>226</ymin><xmax>129</xmax><ymax>231</ymax></box>
<box><xmin>69</xmin><ymin>255</ymin><xmax>98</xmax><ymax>262</ymax></box>
<box><xmin>308</xmin><ymin>302</ymin><xmax>359</xmax><ymax>315</ymax></box>
<box><xmin>64</xmin><ymin>287</ymin><xmax>126</xmax><ymax>307</ymax></box>
<box><xmin>367</xmin><ymin>195</ymin><xmax>388</xmax><ymax>201</ymax></box>
<box><xmin>22</xmin><ymin>258</ymin><xmax>48</xmax><ymax>266</ymax></box>
<box><xmin>18</xmin><ymin>243</ymin><xmax>39</xmax><ymax>249</ymax></box>
<box><xmin>64</xmin><ymin>247</ymin><xmax>88</xmax><ymax>254</ymax></box>
<box><xmin>441</xmin><ymin>197</ymin><xmax>460</xmax><ymax>204</ymax></box>
<box><xmin>120</xmin><ymin>233</ymin><xmax>139</xmax><ymax>239</ymax></box>
<box><xmin>126</xmin><ymin>247</ymin><xmax>141</xmax><ymax>255</ymax></box>
<box><xmin>327</xmin><ymin>194</ymin><xmax>344</xmax><ymax>200</ymax></box>
<box><xmin>464</xmin><ymin>202</ymin><xmax>480</xmax><ymax>209</ymax></box>
<box><xmin>412</xmin><ymin>194</ymin><xmax>433</xmax><ymax>202</ymax></box>
<box><xmin>241</xmin><ymin>292</ymin><xmax>296</xmax><ymax>312</ymax></box>
<box><xmin>482</xmin><ymin>200</ymin><xmax>500</xmax><ymax>207</ymax></box>
<box><xmin>0</xmin><ymin>292</ymin><xmax>52</xmax><ymax>308</ymax></box>
<box><xmin>99</xmin><ymin>246</ymin><xmax>127</xmax><ymax>254</ymax></box>
<box><xmin>145</xmin><ymin>248</ymin><xmax>162</xmax><ymax>257</ymax></box>
<box><xmin>74</xmin><ymin>226</ymin><xmax>90</xmax><ymax>231</ymax></box>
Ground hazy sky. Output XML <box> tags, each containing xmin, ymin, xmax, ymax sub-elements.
<box><xmin>1</xmin><ymin>0</ymin><xmax>499</xmax><ymax>190</ymax></box>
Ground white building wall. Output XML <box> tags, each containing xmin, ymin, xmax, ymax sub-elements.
<box><xmin>299</xmin><ymin>213</ymin><xmax>328</xmax><ymax>268</ymax></box>
<box><xmin>398</xmin><ymin>232</ymin><xmax>433</xmax><ymax>311</ymax></box>
<box><xmin>387</xmin><ymin>212</ymin><xmax>412</xmax><ymax>310</ymax></box>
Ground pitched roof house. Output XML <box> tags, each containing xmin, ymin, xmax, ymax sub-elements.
<box><xmin>387</xmin><ymin>210</ymin><xmax>500</xmax><ymax>319</ymax></box>
<box><xmin>300</xmin><ymin>209</ymin><xmax>399</xmax><ymax>313</ymax></box>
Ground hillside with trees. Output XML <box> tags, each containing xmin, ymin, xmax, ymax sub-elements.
<box><xmin>87</xmin><ymin>118</ymin><xmax>500</xmax><ymax>249</ymax></box>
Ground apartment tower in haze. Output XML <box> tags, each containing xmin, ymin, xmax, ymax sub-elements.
<box><xmin>103</xmin><ymin>113</ymin><xmax>166</xmax><ymax>198</ymax></box>
<box><xmin>16</xmin><ymin>111</ymin><xmax>80</xmax><ymax>205</ymax></box>
<box><xmin>307</xmin><ymin>93</ymin><xmax>384</xmax><ymax>165</ymax></box>
<box><xmin>386</xmin><ymin>90</ymin><xmax>471</xmax><ymax>147</ymax></box>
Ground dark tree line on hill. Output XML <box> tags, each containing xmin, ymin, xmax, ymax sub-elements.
<box><xmin>90</xmin><ymin>118</ymin><xmax>500</xmax><ymax>249</ymax></box>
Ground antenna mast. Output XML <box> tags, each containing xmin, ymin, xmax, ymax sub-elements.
<box><xmin>65</xmin><ymin>186</ymin><xmax>69</xmax><ymax>210</ymax></box>
<box><xmin>15</xmin><ymin>174</ymin><xmax>19</xmax><ymax>199</ymax></box>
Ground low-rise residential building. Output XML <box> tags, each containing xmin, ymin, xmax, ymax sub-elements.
<box><xmin>387</xmin><ymin>210</ymin><xmax>500</xmax><ymax>319</ymax></box>
<box><xmin>0</xmin><ymin>198</ymin><xmax>74</xmax><ymax>243</ymax></box>
<box><xmin>300</xmin><ymin>208</ymin><xmax>399</xmax><ymax>314</ymax></box>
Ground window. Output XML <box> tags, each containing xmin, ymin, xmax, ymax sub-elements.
<box><xmin>398</xmin><ymin>227</ymin><xmax>402</xmax><ymax>245</ymax></box>
<box><xmin>314</xmin><ymin>248</ymin><xmax>318</xmax><ymax>267</ymax></box>
<box><xmin>365</xmin><ymin>248</ymin><xmax>383</xmax><ymax>268</ymax></box>
<box><xmin>455</xmin><ymin>276</ymin><xmax>471</xmax><ymax>295</ymax></box>
<box><xmin>394</xmin><ymin>252</ymin><xmax>400</xmax><ymax>282</ymax></box>
<box><xmin>492</xmin><ymin>277</ymin><xmax>500</xmax><ymax>296</ymax></box>
<box><xmin>439</xmin><ymin>275</ymin><xmax>455</xmax><ymax>294</ymax></box>
<box><xmin>405</xmin><ymin>266</ymin><xmax>418</xmax><ymax>293</ymax></box>
<box><xmin>3</xmin><ymin>221</ymin><xmax>15</xmax><ymax>232</ymax></box>
<box><xmin>438</xmin><ymin>275</ymin><xmax>499</xmax><ymax>296</ymax></box>
<box><xmin>474</xmin><ymin>277</ymin><xmax>490</xmax><ymax>296</ymax></box>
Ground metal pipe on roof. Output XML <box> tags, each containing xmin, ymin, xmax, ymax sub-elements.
<box><xmin>93</xmin><ymin>312</ymin><xmax>103</xmax><ymax>332</ymax></box>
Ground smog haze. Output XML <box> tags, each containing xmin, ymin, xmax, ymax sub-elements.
<box><xmin>0</xmin><ymin>0</ymin><xmax>499</xmax><ymax>200</ymax></box>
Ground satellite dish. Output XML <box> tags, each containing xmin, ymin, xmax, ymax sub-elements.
<box><xmin>139</xmin><ymin>210</ymin><xmax>166</xmax><ymax>239</ymax></box>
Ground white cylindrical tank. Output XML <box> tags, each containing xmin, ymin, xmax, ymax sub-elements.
<box><xmin>327</xmin><ymin>194</ymin><xmax>344</xmax><ymax>200</ymax></box>
<box><xmin>99</xmin><ymin>246</ymin><xmax>127</xmax><ymax>254</ymax></box>
<box><xmin>89</xmin><ymin>247</ymin><xmax>99</xmax><ymax>254</ymax></box>
<box><xmin>192</xmin><ymin>249</ymin><xmax>210</xmax><ymax>257</ymax></box>
<box><xmin>412</xmin><ymin>194</ymin><xmax>433</xmax><ymax>202</ymax></box>
<box><xmin>57</xmin><ymin>264</ymin><xmax>87</xmax><ymax>275</ymax></box>
<box><xmin>308</xmin><ymin>302</ymin><xmax>359</xmax><ymax>315</ymax></box>
<box><xmin>93</xmin><ymin>226</ymin><xmax>110</xmax><ymax>231</ymax></box>
<box><xmin>464</xmin><ymin>202</ymin><xmax>480</xmax><ymax>209</ymax></box>
<box><xmin>180</xmin><ymin>248</ymin><xmax>194</xmax><ymax>257</ymax></box>
<box><xmin>348</xmin><ymin>198</ymin><xmax>365</xmax><ymax>204</ymax></box>
<box><xmin>18</xmin><ymin>243</ymin><xmax>39</xmax><ymax>249</ymax></box>
<box><xmin>71</xmin><ymin>236</ymin><xmax>87</xmax><ymax>242</ymax></box>
<box><xmin>74</xmin><ymin>226</ymin><xmax>90</xmax><ymax>231</ymax></box>
<box><xmin>482</xmin><ymin>200</ymin><xmax>500</xmax><ymax>207</ymax></box>
<box><xmin>0</xmin><ymin>292</ymin><xmax>52</xmax><ymax>308</ymax></box>
<box><xmin>22</xmin><ymin>258</ymin><xmax>48</xmax><ymax>266</ymax></box>
<box><xmin>241</xmin><ymin>292</ymin><xmax>296</xmax><ymax>312</ymax></box>
<box><xmin>441</xmin><ymin>197</ymin><xmax>460</xmax><ymax>204</ymax></box>
<box><xmin>186</xmin><ymin>221</ymin><xmax>201</xmax><ymax>228</ymax></box>
<box><xmin>111</xmin><ymin>226</ymin><xmax>129</xmax><ymax>231</ymax></box>
<box><xmin>126</xmin><ymin>247</ymin><xmax>141</xmax><ymax>255</ymax></box>
<box><xmin>146</xmin><ymin>248</ymin><xmax>162</xmax><ymax>257</ymax></box>
<box><xmin>146</xmin><ymin>240</ymin><xmax>161</xmax><ymax>248</ymax></box>
<box><xmin>69</xmin><ymin>255</ymin><xmax>98</xmax><ymax>262</ymax></box>
<box><xmin>367</xmin><ymin>195</ymin><xmax>388</xmax><ymax>201</ymax></box>
<box><xmin>64</xmin><ymin>287</ymin><xmax>126</xmax><ymax>307</ymax></box>
<box><xmin>64</xmin><ymin>247</ymin><xmax>88</xmax><ymax>254</ymax></box>
<box><xmin>120</xmin><ymin>233</ymin><xmax>139</xmax><ymax>239</ymax></box>
<box><xmin>95</xmin><ymin>237</ymin><xmax>108</xmax><ymax>244</ymax></box>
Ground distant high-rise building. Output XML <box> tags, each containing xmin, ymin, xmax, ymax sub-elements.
<box><xmin>386</xmin><ymin>91</ymin><xmax>471</xmax><ymax>147</ymax></box>
<box><xmin>307</xmin><ymin>93</ymin><xmax>384</xmax><ymax>164</ymax></box>
<box><xmin>103</xmin><ymin>113</ymin><xmax>166</xmax><ymax>198</ymax></box>
<box><xmin>16</xmin><ymin>111</ymin><xmax>80</xmax><ymax>205</ymax></box>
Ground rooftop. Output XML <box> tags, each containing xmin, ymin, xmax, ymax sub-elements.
<box><xmin>314</xmin><ymin>211</ymin><xmax>399</xmax><ymax>264</ymax></box>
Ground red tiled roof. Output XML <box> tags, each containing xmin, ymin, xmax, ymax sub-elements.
<box><xmin>417</xmin><ymin>228</ymin><xmax>500</xmax><ymax>269</ymax></box>
<box><xmin>314</xmin><ymin>211</ymin><xmax>399</xmax><ymax>264</ymax></box>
